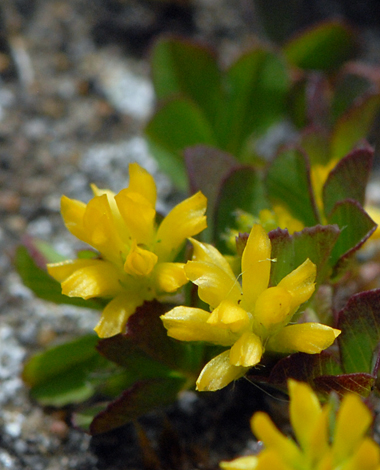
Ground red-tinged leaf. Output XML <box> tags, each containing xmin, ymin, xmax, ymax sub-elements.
<box><xmin>216</xmin><ymin>47</ymin><xmax>288</xmax><ymax>156</ymax></box>
<box><xmin>184</xmin><ymin>145</ymin><xmax>239</xmax><ymax>239</ymax></box>
<box><xmin>268</xmin><ymin>352</ymin><xmax>342</xmax><ymax>388</ymax></box>
<box><xmin>145</xmin><ymin>97</ymin><xmax>217</xmax><ymax>189</ymax></box>
<box><xmin>337</xmin><ymin>289</ymin><xmax>380</xmax><ymax>375</ymax></box>
<box><xmin>214</xmin><ymin>166</ymin><xmax>267</xmax><ymax>252</ymax></box>
<box><xmin>150</xmin><ymin>37</ymin><xmax>222</xmax><ymax>126</ymax></box>
<box><xmin>327</xmin><ymin>200</ymin><xmax>377</xmax><ymax>272</ymax></box>
<box><xmin>126</xmin><ymin>300</ymin><xmax>202</xmax><ymax>374</ymax></box>
<box><xmin>323</xmin><ymin>147</ymin><xmax>374</xmax><ymax>217</ymax></box>
<box><xmin>300</xmin><ymin>126</ymin><xmax>331</xmax><ymax>167</ymax></box>
<box><xmin>268</xmin><ymin>225</ymin><xmax>340</xmax><ymax>287</ymax></box>
<box><xmin>330</xmin><ymin>93</ymin><xmax>380</xmax><ymax>160</ymax></box>
<box><xmin>265</xmin><ymin>147</ymin><xmax>319</xmax><ymax>226</ymax></box>
<box><xmin>314</xmin><ymin>373</ymin><xmax>375</xmax><ymax>397</ymax></box>
<box><xmin>90</xmin><ymin>378</ymin><xmax>186</xmax><ymax>435</ymax></box>
<box><xmin>284</xmin><ymin>21</ymin><xmax>357</xmax><ymax>71</ymax></box>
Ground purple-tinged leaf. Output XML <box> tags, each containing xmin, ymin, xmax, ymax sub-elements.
<box><xmin>284</xmin><ymin>21</ymin><xmax>356</xmax><ymax>71</ymax></box>
<box><xmin>268</xmin><ymin>352</ymin><xmax>342</xmax><ymax>388</ymax></box>
<box><xmin>327</xmin><ymin>200</ymin><xmax>377</xmax><ymax>272</ymax></box>
<box><xmin>337</xmin><ymin>289</ymin><xmax>380</xmax><ymax>375</ymax></box>
<box><xmin>184</xmin><ymin>145</ymin><xmax>239</xmax><ymax>238</ymax></box>
<box><xmin>90</xmin><ymin>378</ymin><xmax>186</xmax><ymax>435</ymax></box>
<box><xmin>330</xmin><ymin>93</ymin><xmax>380</xmax><ymax>160</ymax></box>
<box><xmin>214</xmin><ymin>166</ymin><xmax>267</xmax><ymax>252</ymax></box>
<box><xmin>265</xmin><ymin>147</ymin><xmax>319</xmax><ymax>226</ymax></box>
<box><xmin>268</xmin><ymin>225</ymin><xmax>340</xmax><ymax>286</ymax></box>
<box><xmin>323</xmin><ymin>147</ymin><xmax>374</xmax><ymax>218</ymax></box>
<box><xmin>314</xmin><ymin>373</ymin><xmax>375</xmax><ymax>397</ymax></box>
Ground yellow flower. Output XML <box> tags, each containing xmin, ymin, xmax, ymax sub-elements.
<box><xmin>161</xmin><ymin>224</ymin><xmax>340</xmax><ymax>391</ymax></box>
<box><xmin>48</xmin><ymin>163</ymin><xmax>207</xmax><ymax>338</ymax></box>
<box><xmin>221</xmin><ymin>380</ymin><xmax>380</xmax><ymax>470</ymax></box>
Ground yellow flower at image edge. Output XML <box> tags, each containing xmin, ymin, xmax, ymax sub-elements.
<box><xmin>47</xmin><ymin>163</ymin><xmax>207</xmax><ymax>338</ymax></box>
<box><xmin>220</xmin><ymin>380</ymin><xmax>380</xmax><ymax>470</ymax></box>
<box><xmin>161</xmin><ymin>224</ymin><xmax>340</xmax><ymax>391</ymax></box>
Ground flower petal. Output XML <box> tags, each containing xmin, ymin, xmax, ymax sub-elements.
<box><xmin>256</xmin><ymin>450</ymin><xmax>294</xmax><ymax>470</ymax></box>
<box><xmin>207</xmin><ymin>300</ymin><xmax>250</xmax><ymax>333</ymax></box>
<box><xmin>266</xmin><ymin>323</ymin><xmax>340</xmax><ymax>354</ymax></box>
<box><xmin>229</xmin><ymin>331</ymin><xmax>263</xmax><ymax>367</ymax></box>
<box><xmin>61</xmin><ymin>195</ymin><xmax>88</xmax><ymax>243</ymax></box>
<box><xmin>161</xmin><ymin>307</ymin><xmax>236</xmax><ymax>346</ymax></box>
<box><xmin>288</xmin><ymin>380</ymin><xmax>323</xmax><ymax>455</ymax></box>
<box><xmin>220</xmin><ymin>456</ymin><xmax>259</xmax><ymax>470</ymax></box>
<box><xmin>251</xmin><ymin>412</ymin><xmax>302</xmax><ymax>465</ymax></box>
<box><xmin>58</xmin><ymin>260</ymin><xmax>122</xmax><ymax>299</ymax></box>
<box><xmin>94</xmin><ymin>292</ymin><xmax>143</xmax><ymax>338</ymax></box>
<box><xmin>241</xmin><ymin>224</ymin><xmax>271</xmax><ymax>311</ymax></box>
<box><xmin>128</xmin><ymin>162</ymin><xmax>157</xmax><ymax>208</ymax></box>
<box><xmin>115</xmin><ymin>190</ymin><xmax>156</xmax><ymax>245</ymax></box>
<box><xmin>254</xmin><ymin>286</ymin><xmax>292</xmax><ymax>331</ymax></box>
<box><xmin>196</xmin><ymin>349</ymin><xmax>248</xmax><ymax>391</ymax></box>
<box><xmin>332</xmin><ymin>394</ymin><xmax>373</xmax><ymax>463</ymax></box>
<box><xmin>48</xmin><ymin>258</ymin><xmax>101</xmax><ymax>282</ymax></box>
<box><xmin>155</xmin><ymin>191</ymin><xmax>207</xmax><ymax>261</ymax></box>
<box><xmin>190</xmin><ymin>238</ymin><xmax>236</xmax><ymax>275</ymax></box>
<box><xmin>185</xmin><ymin>260</ymin><xmax>241</xmax><ymax>309</ymax></box>
<box><xmin>278</xmin><ymin>258</ymin><xmax>316</xmax><ymax>313</ymax></box>
<box><xmin>343</xmin><ymin>437</ymin><xmax>380</xmax><ymax>470</ymax></box>
<box><xmin>124</xmin><ymin>239</ymin><xmax>158</xmax><ymax>276</ymax></box>
<box><xmin>153</xmin><ymin>262</ymin><xmax>188</xmax><ymax>293</ymax></box>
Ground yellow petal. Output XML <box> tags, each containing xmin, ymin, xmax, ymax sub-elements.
<box><xmin>124</xmin><ymin>240</ymin><xmax>158</xmax><ymax>276</ymax></box>
<box><xmin>266</xmin><ymin>323</ymin><xmax>341</xmax><ymax>354</ymax></box>
<box><xmin>128</xmin><ymin>162</ymin><xmax>157</xmax><ymax>208</ymax></box>
<box><xmin>185</xmin><ymin>260</ymin><xmax>242</xmax><ymax>310</ymax></box>
<box><xmin>60</xmin><ymin>260</ymin><xmax>122</xmax><ymax>299</ymax></box>
<box><xmin>255</xmin><ymin>450</ymin><xmax>295</xmax><ymax>470</ymax></box>
<box><xmin>241</xmin><ymin>224</ymin><xmax>271</xmax><ymax>311</ymax></box>
<box><xmin>115</xmin><ymin>189</ymin><xmax>156</xmax><ymax>245</ymax></box>
<box><xmin>332</xmin><ymin>394</ymin><xmax>373</xmax><ymax>464</ymax></box>
<box><xmin>288</xmin><ymin>380</ymin><xmax>323</xmax><ymax>455</ymax></box>
<box><xmin>48</xmin><ymin>258</ymin><xmax>100</xmax><ymax>282</ymax></box>
<box><xmin>155</xmin><ymin>191</ymin><xmax>207</xmax><ymax>261</ymax></box>
<box><xmin>61</xmin><ymin>195</ymin><xmax>88</xmax><ymax>243</ymax></box>
<box><xmin>251</xmin><ymin>412</ymin><xmax>301</xmax><ymax>463</ymax></box>
<box><xmin>220</xmin><ymin>456</ymin><xmax>259</xmax><ymax>470</ymax></box>
<box><xmin>190</xmin><ymin>238</ymin><xmax>236</xmax><ymax>275</ymax></box>
<box><xmin>161</xmin><ymin>307</ymin><xmax>236</xmax><ymax>346</ymax></box>
<box><xmin>207</xmin><ymin>300</ymin><xmax>250</xmax><ymax>333</ymax></box>
<box><xmin>94</xmin><ymin>292</ymin><xmax>143</xmax><ymax>338</ymax></box>
<box><xmin>278</xmin><ymin>258</ymin><xmax>316</xmax><ymax>313</ymax></box>
<box><xmin>254</xmin><ymin>286</ymin><xmax>292</xmax><ymax>330</ymax></box>
<box><xmin>82</xmin><ymin>194</ymin><xmax>125</xmax><ymax>261</ymax></box>
<box><xmin>306</xmin><ymin>404</ymin><xmax>330</xmax><ymax>465</ymax></box>
<box><xmin>153</xmin><ymin>262</ymin><xmax>188</xmax><ymax>293</ymax></box>
<box><xmin>229</xmin><ymin>331</ymin><xmax>263</xmax><ymax>367</ymax></box>
<box><xmin>343</xmin><ymin>437</ymin><xmax>380</xmax><ymax>470</ymax></box>
<box><xmin>196</xmin><ymin>349</ymin><xmax>248</xmax><ymax>391</ymax></box>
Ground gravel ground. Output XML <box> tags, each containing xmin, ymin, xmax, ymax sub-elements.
<box><xmin>1</xmin><ymin>1</ymin><xmax>380</xmax><ymax>469</ymax></box>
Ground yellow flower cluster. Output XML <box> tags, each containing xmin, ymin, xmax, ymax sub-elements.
<box><xmin>161</xmin><ymin>225</ymin><xmax>340</xmax><ymax>391</ymax></box>
<box><xmin>48</xmin><ymin>163</ymin><xmax>207</xmax><ymax>338</ymax></box>
<box><xmin>221</xmin><ymin>380</ymin><xmax>380</xmax><ymax>470</ymax></box>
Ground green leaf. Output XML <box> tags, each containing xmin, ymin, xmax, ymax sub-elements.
<box><xmin>90</xmin><ymin>377</ymin><xmax>186</xmax><ymax>435</ymax></box>
<box><xmin>337</xmin><ymin>289</ymin><xmax>380</xmax><ymax>375</ymax></box>
<box><xmin>23</xmin><ymin>334</ymin><xmax>104</xmax><ymax>406</ymax></box>
<box><xmin>269</xmin><ymin>225</ymin><xmax>340</xmax><ymax>287</ymax></box>
<box><xmin>284</xmin><ymin>21</ymin><xmax>356</xmax><ymax>71</ymax></box>
<box><xmin>323</xmin><ymin>147</ymin><xmax>374</xmax><ymax>217</ymax></box>
<box><xmin>300</xmin><ymin>127</ymin><xmax>331</xmax><ymax>166</ymax></box>
<box><xmin>15</xmin><ymin>245</ymin><xmax>103</xmax><ymax>310</ymax></box>
<box><xmin>150</xmin><ymin>37</ymin><xmax>221</xmax><ymax>126</ymax></box>
<box><xmin>184</xmin><ymin>145</ymin><xmax>238</xmax><ymax>241</ymax></box>
<box><xmin>145</xmin><ymin>97</ymin><xmax>217</xmax><ymax>189</ymax></box>
<box><xmin>327</xmin><ymin>200</ymin><xmax>377</xmax><ymax>270</ymax></box>
<box><xmin>265</xmin><ymin>147</ymin><xmax>319</xmax><ymax>226</ymax></box>
<box><xmin>214</xmin><ymin>166</ymin><xmax>267</xmax><ymax>252</ymax></box>
<box><xmin>330</xmin><ymin>93</ymin><xmax>380</xmax><ymax>160</ymax></box>
<box><xmin>217</xmin><ymin>48</ymin><xmax>288</xmax><ymax>156</ymax></box>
